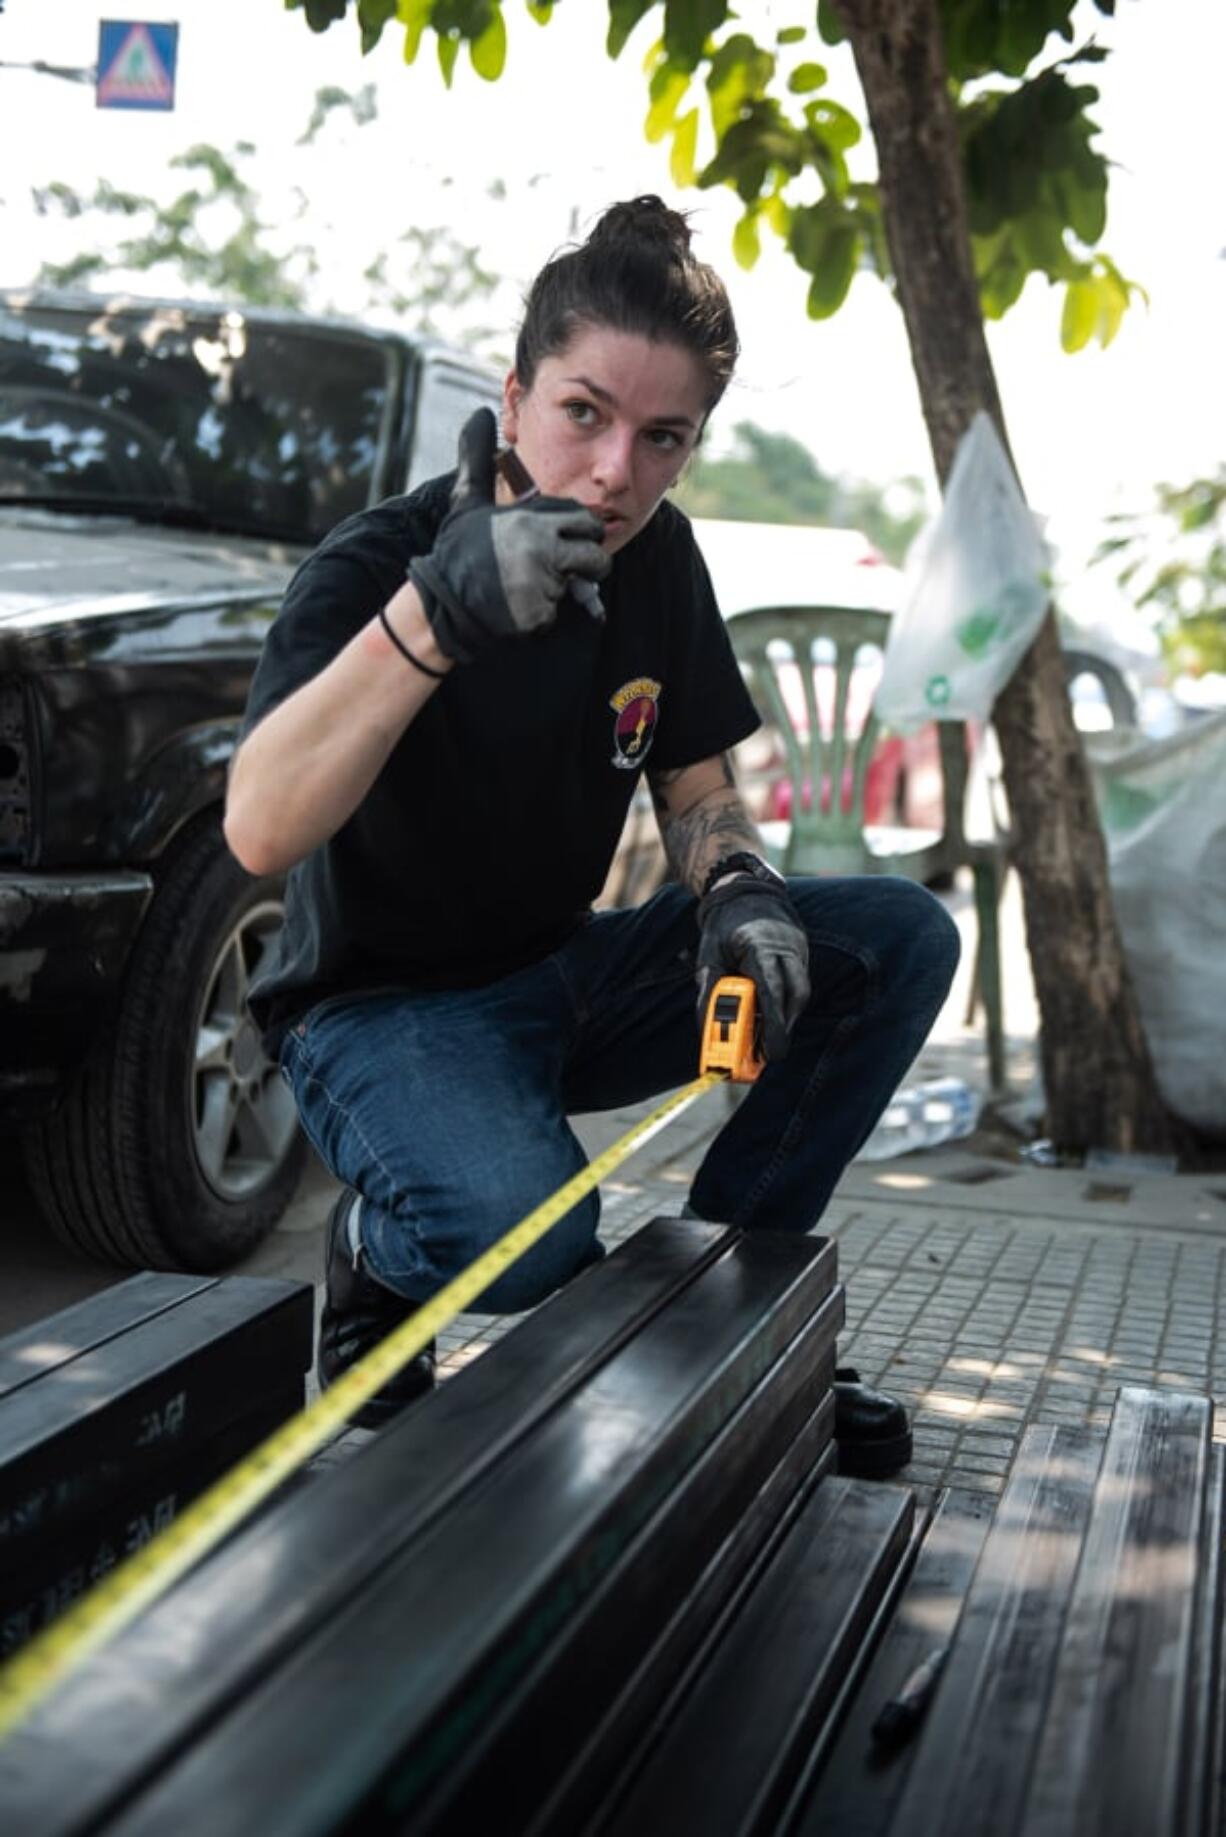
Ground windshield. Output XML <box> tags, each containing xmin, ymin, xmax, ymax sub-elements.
<box><xmin>0</xmin><ymin>300</ymin><xmax>394</xmax><ymax>544</ymax></box>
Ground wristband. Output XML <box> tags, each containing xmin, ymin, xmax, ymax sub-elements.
<box><xmin>700</xmin><ymin>850</ymin><xmax>785</xmax><ymax>901</ymax></box>
<box><xmin>379</xmin><ymin>603</ymin><xmax>449</xmax><ymax>681</ymax></box>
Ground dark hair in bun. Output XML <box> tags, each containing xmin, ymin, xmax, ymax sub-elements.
<box><xmin>514</xmin><ymin>195</ymin><xmax>739</xmax><ymax>415</ymax></box>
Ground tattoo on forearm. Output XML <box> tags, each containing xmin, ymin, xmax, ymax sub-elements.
<box><xmin>657</xmin><ymin>789</ymin><xmax>759</xmax><ymax>894</ymax></box>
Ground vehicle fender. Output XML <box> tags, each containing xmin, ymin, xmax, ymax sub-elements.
<box><xmin>115</xmin><ymin>719</ymin><xmax>240</xmax><ymax>865</ymax></box>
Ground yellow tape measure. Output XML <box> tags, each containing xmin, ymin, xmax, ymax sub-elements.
<box><xmin>0</xmin><ymin>979</ymin><xmax>761</xmax><ymax>1740</ymax></box>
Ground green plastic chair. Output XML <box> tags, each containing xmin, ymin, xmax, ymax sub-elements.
<box><xmin>726</xmin><ymin>604</ymin><xmax>1007</xmax><ymax>1090</ymax></box>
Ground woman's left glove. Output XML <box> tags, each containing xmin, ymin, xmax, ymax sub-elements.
<box><xmin>696</xmin><ymin>872</ymin><xmax>811</xmax><ymax>1063</ymax></box>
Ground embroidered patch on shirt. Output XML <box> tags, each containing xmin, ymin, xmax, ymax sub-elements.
<box><xmin>609</xmin><ymin>677</ymin><xmax>662</xmax><ymax>771</ymax></box>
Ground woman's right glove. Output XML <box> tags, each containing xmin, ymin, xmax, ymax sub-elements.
<box><xmin>696</xmin><ymin>871</ymin><xmax>811</xmax><ymax>1063</ymax></box>
<box><xmin>409</xmin><ymin>407</ymin><xmax>611</xmax><ymax>664</ymax></box>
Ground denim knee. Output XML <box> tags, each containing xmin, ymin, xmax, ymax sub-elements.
<box><xmin>362</xmin><ymin>1181</ymin><xmax>603</xmax><ymax>1315</ymax></box>
<box><xmin>876</xmin><ymin>877</ymin><xmax>960</xmax><ymax>971</ymax></box>
<box><xmin>471</xmin><ymin>1191</ymin><xmax>604</xmax><ymax>1313</ymax></box>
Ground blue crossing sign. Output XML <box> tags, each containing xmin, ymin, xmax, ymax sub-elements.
<box><xmin>96</xmin><ymin>20</ymin><xmax>179</xmax><ymax>111</ymax></box>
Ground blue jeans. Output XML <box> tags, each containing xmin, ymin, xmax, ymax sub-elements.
<box><xmin>280</xmin><ymin>877</ymin><xmax>959</xmax><ymax>1314</ymax></box>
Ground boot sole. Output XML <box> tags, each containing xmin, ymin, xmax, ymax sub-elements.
<box><xmin>835</xmin><ymin>1428</ymin><xmax>913</xmax><ymax>1478</ymax></box>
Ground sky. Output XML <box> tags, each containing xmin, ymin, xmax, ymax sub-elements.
<box><xmin>1</xmin><ymin>0</ymin><xmax>1223</xmax><ymax>634</ymax></box>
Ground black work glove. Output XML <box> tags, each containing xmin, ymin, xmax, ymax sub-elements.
<box><xmin>696</xmin><ymin>874</ymin><xmax>811</xmax><ymax>1063</ymax></box>
<box><xmin>409</xmin><ymin>407</ymin><xmax>611</xmax><ymax>664</ymax></box>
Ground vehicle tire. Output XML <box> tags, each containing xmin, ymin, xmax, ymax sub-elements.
<box><xmin>23</xmin><ymin>814</ymin><xmax>306</xmax><ymax>1271</ymax></box>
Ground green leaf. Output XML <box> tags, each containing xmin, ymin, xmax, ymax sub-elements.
<box><xmin>1060</xmin><ymin>277</ymin><xmax>1098</xmax><ymax>352</ymax></box>
<box><xmin>646</xmin><ymin>61</ymin><xmax>691</xmax><ymax>142</ymax></box>
<box><xmin>469</xmin><ymin>3</ymin><xmax>506</xmax><ymax>77</ymax></box>
<box><xmin>1059</xmin><ymin>164</ymin><xmax>1107</xmax><ymax>244</ymax></box>
<box><xmin>400</xmin><ymin>0</ymin><xmax>432</xmax><ymax>62</ymax></box>
<box><xmin>699</xmin><ymin>102</ymin><xmax>806</xmax><ymax>200</ymax></box>
<box><xmin>803</xmin><ymin>97</ymin><xmax>859</xmax><ymax>151</ymax></box>
<box><xmin>663</xmin><ymin>0</ymin><xmax>727</xmax><ymax>71</ymax></box>
<box><xmin>763</xmin><ymin>191</ymin><xmax>791</xmax><ymax>238</ymax></box>
<box><xmin>805</xmin><ymin>223</ymin><xmax>858</xmax><ymax>317</ymax></box>
<box><xmin>298</xmin><ymin>0</ymin><xmax>349</xmax><ymax>30</ymax></box>
<box><xmin>732</xmin><ymin>205</ymin><xmax>761</xmax><ymax>269</ymax></box>
<box><xmin>816</xmin><ymin>0</ymin><xmax>845</xmax><ymax>46</ymax></box>
<box><xmin>975</xmin><ymin>234</ymin><xmax>1027</xmax><ymax>318</ymax></box>
<box><xmin>776</xmin><ymin>25</ymin><xmax>805</xmax><ymax>45</ymax></box>
<box><xmin>670</xmin><ymin>107</ymin><xmax>700</xmax><ymax>185</ymax></box>
<box><xmin>526</xmin><ymin>1</ymin><xmax>553</xmax><ymax>20</ymax></box>
<box><xmin>787</xmin><ymin>62</ymin><xmax>827</xmax><ymax>95</ymax></box>
<box><xmin>357</xmin><ymin>0</ymin><xmax>398</xmax><ymax>53</ymax></box>
<box><xmin>1096</xmin><ymin>271</ymin><xmax>1126</xmax><ymax>347</ymax></box>
<box><xmin>437</xmin><ymin>29</ymin><xmax>461</xmax><ymax>83</ymax></box>
<box><xmin>706</xmin><ymin>34</ymin><xmax>775</xmax><ymax>140</ymax></box>
<box><xmin>607</xmin><ymin>0</ymin><xmax>656</xmax><ymax>58</ymax></box>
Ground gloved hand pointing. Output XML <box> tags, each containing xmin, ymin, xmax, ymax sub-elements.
<box><xmin>410</xmin><ymin>407</ymin><xmax>611</xmax><ymax>664</ymax></box>
<box><xmin>696</xmin><ymin>869</ymin><xmax>811</xmax><ymax>1063</ymax></box>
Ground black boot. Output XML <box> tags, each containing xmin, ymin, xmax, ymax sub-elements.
<box><xmin>833</xmin><ymin>1366</ymin><xmax>912</xmax><ymax>1477</ymax></box>
<box><xmin>317</xmin><ymin>1189</ymin><xmax>436</xmax><ymax>1430</ymax></box>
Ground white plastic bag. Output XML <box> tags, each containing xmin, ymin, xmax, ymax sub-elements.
<box><xmin>1087</xmin><ymin>709</ymin><xmax>1226</xmax><ymax>1135</ymax></box>
<box><xmin>875</xmin><ymin>413</ymin><xmax>1052</xmax><ymax>732</ymax></box>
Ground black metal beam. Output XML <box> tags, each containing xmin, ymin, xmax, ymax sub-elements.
<box><xmin>532</xmin><ymin>1397</ymin><xmax>840</xmax><ymax>1837</ymax></box>
<box><xmin>597</xmin><ymin>1473</ymin><xmax>914</xmax><ymax>1836</ymax></box>
<box><xmin>787</xmin><ymin>1486</ymin><xmax>995</xmax><ymax>1837</ymax></box>
<box><xmin>417</xmin><ymin>1297</ymin><xmax>844</xmax><ymax>1831</ymax></box>
<box><xmin>0</xmin><ymin>1219</ymin><xmax>735</xmax><ymax>1833</ymax></box>
<box><xmin>0</xmin><ymin>1278</ymin><xmax>313</xmax><ymax>1566</ymax></box>
<box><xmin>1016</xmin><ymin>1388</ymin><xmax>1212</xmax><ymax>1837</ymax></box>
<box><xmin>0</xmin><ymin>1275</ymin><xmax>218</xmax><ymax>1402</ymax></box>
<box><xmin>94</xmin><ymin>1231</ymin><xmax>839</xmax><ymax>1837</ymax></box>
<box><xmin>885</xmin><ymin>1423</ymin><xmax>1101</xmax><ymax>1837</ymax></box>
<box><xmin>1</xmin><ymin>1388</ymin><xmax>304</xmax><ymax>1661</ymax></box>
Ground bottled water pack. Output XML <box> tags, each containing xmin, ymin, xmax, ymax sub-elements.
<box><xmin>856</xmin><ymin>1077</ymin><xmax>980</xmax><ymax>1162</ymax></box>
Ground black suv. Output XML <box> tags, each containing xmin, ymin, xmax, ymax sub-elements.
<box><xmin>0</xmin><ymin>290</ymin><xmax>498</xmax><ymax>1270</ymax></box>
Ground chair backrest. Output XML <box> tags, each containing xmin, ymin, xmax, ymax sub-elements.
<box><xmin>726</xmin><ymin>604</ymin><xmax>892</xmax><ymax>875</ymax></box>
<box><xmin>1062</xmin><ymin>646</ymin><xmax>1140</xmax><ymax>730</ymax></box>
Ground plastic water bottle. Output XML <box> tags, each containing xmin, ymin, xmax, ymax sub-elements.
<box><xmin>855</xmin><ymin>1077</ymin><xmax>981</xmax><ymax>1162</ymax></box>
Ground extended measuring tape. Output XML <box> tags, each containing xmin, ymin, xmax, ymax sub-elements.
<box><xmin>0</xmin><ymin>976</ymin><xmax>765</xmax><ymax>1741</ymax></box>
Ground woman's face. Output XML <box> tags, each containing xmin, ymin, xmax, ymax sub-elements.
<box><xmin>500</xmin><ymin>325</ymin><xmax>711</xmax><ymax>556</ymax></box>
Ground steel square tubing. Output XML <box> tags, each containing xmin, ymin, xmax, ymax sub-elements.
<box><xmin>1</xmin><ymin>1387</ymin><xmax>305</xmax><ymax>1662</ymax></box>
<box><xmin>416</xmin><ymin>1298</ymin><xmax>843</xmax><ymax>1832</ymax></box>
<box><xmin>1018</xmin><ymin>1387</ymin><xmax>1213</xmax><ymax>1837</ymax></box>
<box><xmin>599</xmin><ymin>1474</ymin><xmax>915</xmax><ymax>1837</ymax></box>
<box><xmin>0</xmin><ymin>1276</ymin><xmax>217</xmax><ymax>1402</ymax></box>
<box><xmin>100</xmin><ymin>1230</ymin><xmax>838</xmax><ymax>1837</ymax></box>
<box><xmin>0</xmin><ymin>1277</ymin><xmax>314</xmax><ymax>1562</ymax></box>
<box><xmin>788</xmin><ymin>1486</ymin><xmax>995</xmax><ymax>1837</ymax></box>
<box><xmin>0</xmin><ymin>1218</ymin><xmax>736</xmax><ymax>1833</ymax></box>
<box><xmin>532</xmin><ymin>1396</ymin><xmax>840</xmax><ymax>1837</ymax></box>
<box><xmin>886</xmin><ymin>1423</ymin><xmax>1102</xmax><ymax>1837</ymax></box>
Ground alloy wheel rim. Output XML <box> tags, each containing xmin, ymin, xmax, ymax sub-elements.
<box><xmin>192</xmin><ymin>899</ymin><xmax>299</xmax><ymax>1201</ymax></box>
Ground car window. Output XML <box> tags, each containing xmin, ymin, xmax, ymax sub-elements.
<box><xmin>0</xmin><ymin>303</ymin><xmax>394</xmax><ymax>544</ymax></box>
<box><xmin>406</xmin><ymin>362</ymin><xmax>500</xmax><ymax>490</ymax></box>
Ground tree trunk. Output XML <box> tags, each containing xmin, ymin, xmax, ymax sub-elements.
<box><xmin>835</xmin><ymin>0</ymin><xmax>1177</xmax><ymax>1154</ymax></box>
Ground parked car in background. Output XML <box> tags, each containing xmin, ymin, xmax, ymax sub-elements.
<box><xmin>0</xmin><ymin>289</ymin><xmax>499</xmax><ymax>1270</ymax></box>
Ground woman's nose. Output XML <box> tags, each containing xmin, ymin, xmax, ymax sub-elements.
<box><xmin>591</xmin><ymin>427</ymin><xmax>634</xmax><ymax>493</ymax></box>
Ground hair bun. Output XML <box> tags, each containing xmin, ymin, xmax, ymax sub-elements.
<box><xmin>587</xmin><ymin>196</ymin><xmax>693</xmax><ymax>258</ymax></box>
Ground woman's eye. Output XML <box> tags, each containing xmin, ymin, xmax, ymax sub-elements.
<box><xmin>648</xmin><ymin>427</ymin><xmax>683</xmax><ymax>452</ymax></box>
<box><xmin>565</xmin><ymin>400</ymin><xmax>596</xmax><ymax>425</ymax></box>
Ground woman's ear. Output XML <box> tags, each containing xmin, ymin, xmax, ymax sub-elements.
<box><xmin>501</xmin><ymin>369</ymin><xmax>523</xmax><ymax>445</ymax></box>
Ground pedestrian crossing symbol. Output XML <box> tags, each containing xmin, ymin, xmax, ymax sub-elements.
<box><xmin>96</xmin><ymin>20</ymin><xmax>179</xmax><ymax>111</ymax></box>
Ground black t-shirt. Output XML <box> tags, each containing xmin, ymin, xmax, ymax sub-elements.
<box><xmin>240</xmin><ymin>473</ymin><xmax>760</xmax><ymax>1049</ymax></box>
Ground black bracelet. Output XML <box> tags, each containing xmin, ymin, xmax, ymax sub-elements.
<box><xmin>700</xmin><ymin>850</ymin><xmax>783</xmax><ymax>900</ymax></box>
<box><xmin>378</xmin><ymin>603</ymin><xmax>449</xmax><ymax>680</ymax></box>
